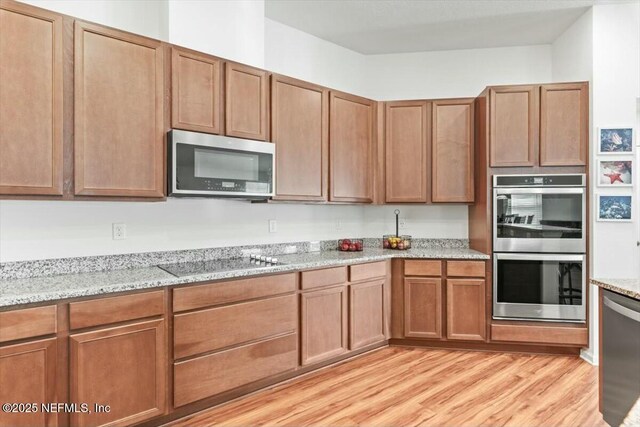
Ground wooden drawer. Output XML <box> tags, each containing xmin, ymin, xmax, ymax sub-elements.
<box><xmin>446</xmin><ymin>261</ymin><xmax>485</xmax><ymax>278</ymax></box>
<box><xmin>0</xmin><ymin>306</ymin><xmax>57</xmax><ymax>343</ymax></box>
<box><xmin>173</xmin><ymin>273</ymin><xmax>297</xmax><ymax>312</ymax></box>
<box><xmin>491</xmin><ymin>323</ymin><xmax>588</xmax><ymax>346</ymax></box>
<box><xmin>301</xmin><ymin>266</ymin><xmax>347</xmax><ymax>290</ymax></box>
<box><xmin>174</xmin><ymin>294</ymin><xmax>297</xmax><ymax>359</ymax></box>
<box><xmin>404</xmin><ymin>260</ymin><xmax>442</xmax><ymax>277</ymax></box>
<box><xmin>173</xmin><ymin>332</ymin><xmax>297</xmax><ymax>407</ymax></box>
<box><xmin>349</xmin><ymin>261</ymin><xmax>387</xmax><ymax>282</ymax></box>
<box><xmin>69</xmin><ymin>291</ymin><xmax>164</xmax><ymax>330</ymax></box>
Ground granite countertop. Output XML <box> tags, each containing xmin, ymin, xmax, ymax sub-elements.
<box><xmin>0</xmin><ymin>247</ymin><xmax>488</xmax><ymax>308</ymax></box>
<box><xmin>590</xmin><ymin>278</ymin><xmax>640</xmax><ymax>300</ymax></box>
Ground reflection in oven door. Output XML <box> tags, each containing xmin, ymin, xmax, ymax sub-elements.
<box><xmin>493</xmin><ymin>253</ymin><xmax>586</xmax><ymax>322</ymax></box>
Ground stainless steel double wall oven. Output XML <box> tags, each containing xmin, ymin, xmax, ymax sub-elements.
<box><xmin>493</xmin><ymin>174</ymin><xmax>587</xmax><ymax>322</ymax></box>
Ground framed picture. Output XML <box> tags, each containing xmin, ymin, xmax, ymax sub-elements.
<box><xmin>597</xmin><ymin>159</ymin><xmax>633</xmax><ymax>186</ymax></box>
<box><xmin>597</xmin><ymin>194</ymin><xmax>633</xmax><ymax>222</ymax></box>
<box><xmin>598</xmin><ymin>127</ymin><xmax>634</xmax><ymax>154</ymax></box>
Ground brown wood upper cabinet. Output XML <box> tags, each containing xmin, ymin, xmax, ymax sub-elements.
<box><xmin>489</xmin><ymin>82</ymin><xmax>588</xmax><ymax>167</ymax></box>
<box><xmin>225</xmin><ymin>62</ymin><xmax>269</xmax><ymax>141</ymax></box>
<box><xmin>74</xmin><ymin>21</ymin><xmax>165</xmax><ymax>198</ymax></box>
<box><xmin>171</xmin><ymin>47</ymin><xmax>223</xmax><ymax>134</ymax></box>
<box><xmin>271</xmin><ymin>75</ymin><xmax>328</xmax><ymax>201</ymax></box>
<box><xmin>385</xmin><ymin>101</ymin><xmax>430</xmax><ymax>203</ymax></box>
<box><xmin>489</xmin><ymin>85</ymin><xmax>538</xmax><ymax>167</ymax></box>
<box><xmin>329</xmin><ymin>91</ymin><xmax>375</xmax><ymax>203</ymax></box>
<box><xmin>539</xmin><ymin>82</ymin><xmax>588</xmax><ymax>166</ymax></box>
<box><xmin>0</xmin><ymin>338</ymin><xmax>57</xmax><ymax>427</ymax></box>
<box><xmin>0</xmin><ymin>1</ymin><xmax>63</xmax><ymax>196</ymax></box>
<box><xmin>431</xmin><ymin>99</ymin><xmax>474</xmax><ymax>203</ymax></box>
<box><xmin>69</xmin><ymin>319</ymin><xmax>166</xmax><ymax>426</ymax></box>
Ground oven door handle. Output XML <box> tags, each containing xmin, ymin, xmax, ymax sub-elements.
<box><xmin>494</xmin><ymin>253</ymin><xmax>585</xmax><ymax>262</ymax></box>
<box><xmin>604</xmin><ymin>296</ymin><xmax>640</xmax><ymax>323</ymax></box>
<box><xmin>494</xmin><ymin>187</ymin><xmax>585</xmax><ymax>195</ymax></box>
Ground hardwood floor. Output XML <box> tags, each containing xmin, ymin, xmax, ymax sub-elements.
<box><xmin>167</xmin><ymin>347</ymin><xmax>606</xmax><ymax>427</ymax></box>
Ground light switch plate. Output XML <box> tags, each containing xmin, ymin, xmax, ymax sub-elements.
<box><xmin>269</xmin><ymin>219</ymin><xmax>277</xmax><ymax>233</ymax></box>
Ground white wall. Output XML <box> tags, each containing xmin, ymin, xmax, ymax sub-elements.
<box><xmin>265</xmin><ymin>18</ymin><xmax>368</xmax><ymax>96</ymax></box>
<box><xmin>168</xmin><ymin>0</ymin><xmax>265</xmax><ymax>68</ymax></box>
<box><xmin>364</xmin><ymin>45</ymin><xmax>552</xmax><ymax>101</ymax></box>
<box><xmin>0</xmin><ymin>200</ymin><xmax>364</xmax><ymax>262</ymax></box>
<box><xmin>21</xmin><ymin>0</ymin><xmax>169</xmax><ymax>41</ymax></box>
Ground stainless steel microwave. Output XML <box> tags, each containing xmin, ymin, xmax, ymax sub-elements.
<box><xmin>168</xmin><ymin>130</ymin><xmax>275</xmax><ymax>199</ymax></box>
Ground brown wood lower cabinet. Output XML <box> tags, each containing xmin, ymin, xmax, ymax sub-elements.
<box><xmin>0</xmin><ymin>338</ymin><xmax>57</xmax><ymax>427</ymax></box>
<box><xmin>404</xmin><ymin>277</ymin><xmax>443</xmax><ymax>339</ymax></box>
<box><xmin>446</xmin><ymin>279</ymin><xmax>486</xmax><ymax>341</ymax></box>
<box><xmin>69</xmin><ymin>319</ymin><xmax>166</xmax><ymax>427</ymax></box>
<box><xmin>173</xmin><ymin>294</ymin><xmax>297</xmax><ymax>359</ymax></box>
<box><xmin>300</xmin><ymin>285</ymin><xmax>349</xmax><ymax>365</ymax></box>
<box><xmin>349</xmin><ymin>279</ymin><xmax>386</xmax><ymax>350</ymax></box>
<box><xmin>173</xmin><ymin>333</ymin><xmax>298</xmax><ymax>407</ymax></box>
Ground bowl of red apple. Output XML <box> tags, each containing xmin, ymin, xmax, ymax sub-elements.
<box><xmin>338</xmin><ymin>239</ymin><xmax>363</xmax><ymax>252</ymax></box>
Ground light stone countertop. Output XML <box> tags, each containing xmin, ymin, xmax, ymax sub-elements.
<box><xmin>0</xmin><ymin>248</ymin><xmax>488</xmax><ymax>308</ymax></box>
<box><xmin>590</xmin><ymin>278</ymin><xmax>640</xmax><ymax>301</ymax></box>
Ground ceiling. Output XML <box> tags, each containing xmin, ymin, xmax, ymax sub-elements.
<box><xmin>265</xmin><ymin>0</ymin><xmax>625</xmax><ymax>54</ymax></box>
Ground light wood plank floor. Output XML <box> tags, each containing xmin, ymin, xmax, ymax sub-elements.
<box><xmin>169</xmin><ymin>347</ymin><xmax>606</xmax><ymax>427</ymax></box>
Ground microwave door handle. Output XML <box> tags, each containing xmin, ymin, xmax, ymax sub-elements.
<box><xmin>604</xmin><ymin>296</ymin><xmax>640</xmax><ymax>323</ymax></box>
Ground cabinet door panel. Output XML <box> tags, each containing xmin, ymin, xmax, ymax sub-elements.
<box><xmin>171</xmin><ymin>48</ymin><xmax>222</xmax><ymax>134</ymax></box>
<box><xmin>0</xmin><ymin>2</ymin><xmax>63</xmax><ymax>195</ymax></box>
<box><xmin>385</xmin><ymin>101</ymin><xmax>429</xmax><ymax>203</ymax></box>
<box><xmin>0</xmin><ymin>339</ymin><xmax>56</xmax><ymax>427</ymax></box>
<box><xmin>350</xmin><ymin>279</ymin><xmax>385</xmax><ymax>350</ymax></box>
<box><xmin>489</xmin><ymin>86</ymin><xmax>538</xmax><ymax>167</ymax></box>
<box><xmin>404</xmin><ymin>278</ymin><xmax>442</xmax><ymax>339</ymax></box>
<box><xmin>432</xmin><ymin>99</ymin><xmax>474</xmax><ymax>202</ymax></box>
<box><xmin>271</xmin><ymin>75</ymin><xmax>328</xmax><ymax>200</ymax></box>
<box><xmin>70</xmin><ymin>319</ymin><xmax>165</xmax><ymax>427</ymax></box>
<box><xmin>540</xmin><ymin>83</ymin><xmax>588</xmax><ymax>166</ymax></box>
<box><xmin>329</xmin><ymin>91</ymin><xmax>374</xmax><ymax>203</ymax></box>
<box><xmin>446</xmin><ymin>279</ymin><xmax>486</xmax><ymax>341</ymax></box>
<box><xmin>225</xmin><ymin>62</ymin><xmax>268</xmax><ymax>141</ymax></box>
<box><xmin>300</xmin><ymin>286</ymin><xmax>348</xmax><ymax>365</ymax></box>
<box><xmin>74</xmin><ymin>21</ymin><xmax>164</xmax><ymax>197</ymax></box>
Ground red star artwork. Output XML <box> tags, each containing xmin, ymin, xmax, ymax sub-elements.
<box><xmin>604</xmin><ymin>172</ymin><xmax>623</xmax><ymax>184</ymax></box>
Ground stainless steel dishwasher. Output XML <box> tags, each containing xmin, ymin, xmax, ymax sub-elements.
<box><xmin>602</xmin><ymin>289</ymin><xmax>640</xmax><ymax>427</ymax></box>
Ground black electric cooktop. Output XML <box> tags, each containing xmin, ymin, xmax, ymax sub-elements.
<box><xmin>158</xmin><ymin>256</ymin><xmax>283</xmax><ymax>278</ymax></box>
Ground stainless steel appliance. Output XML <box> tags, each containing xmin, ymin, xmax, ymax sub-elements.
<box><xmin>602</xmin><ymin>289</ymin><xmax>640</xmax><ymax>427</ymax></box>
<box><xmin>492</xmin><ymin>174</ymin><xmax>587</xmax><ymax>322</ymax></box>
<box><xmin>493</xmin><ymin>174</ymin><xmax>586</xmax><ymax>253</ymax></box>
<box><xmin>168</xmin><ymin>130</ymin><xmax>275</xmax><ymax>199</ymax></box>
<box><xmin>493</xmin><ymin>253</ymin><xmax>586</xmax><ymax>321</ymax></box>
<box><xmin>158</xmin><ymin>256</ymin><xmax>282</xmax><ymax>278</ymax></box>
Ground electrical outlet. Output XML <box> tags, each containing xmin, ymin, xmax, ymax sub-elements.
<box><xmin>399</xmin><ymin>218</ymin><xmax>407</xmax><ymax>229</ymax></box>
<box><xmin>268</xmin><ymin>219</ymin><xmax>277</xmax><ymax>233</ymax></box>
<box><xmin>112</xmin><ymin>223</ymin><xmax>126</xmax><ymax>240</ymax></box>
<box><xmin>335</xmin><ymin>219</ymin><xmax>343</xmax><ymax>231</ymax></box>
<box><xmin>309</xmin><ymin>241</ymin><xmax>321</xmax><ymax>252</ymax></box>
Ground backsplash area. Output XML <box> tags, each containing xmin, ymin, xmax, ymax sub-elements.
<box><xmin>0</xmin><ymin>199</ymin><xmax>468</xmax><ymax>263</ymax></box>
<box><xmin>0</xmin><ymin>238</ymin><xmax>469</xmax><ymax>280</ymax></box>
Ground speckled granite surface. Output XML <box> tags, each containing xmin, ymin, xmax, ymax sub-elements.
<box><xmin>591</xmin><ymin>278</ymin><xmax>640</xmax><ymax>300</ymax></box>
<box><xmin>0</xmin><ymin>246</ymin><xmax>487</xmax><ymax>308</ymax></box>
<box><xmin>0</xmin><ymin>238</ymin><xmax>469</xmax><ymax>280</ymax></box>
